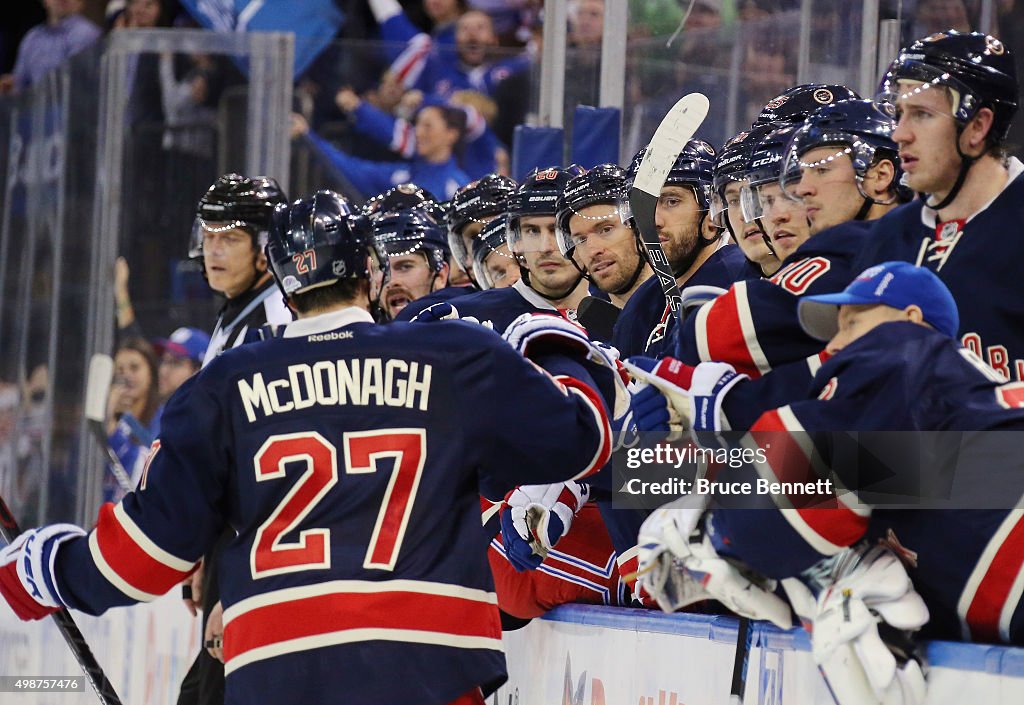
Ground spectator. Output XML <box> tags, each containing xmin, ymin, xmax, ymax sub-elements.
<box><xmin>294</xmin><ymin>104</ymin><xmax>470</xmax><ymax>200</ymax></box>
<box><xmin>154</xmin><ymin>327</ymin><xmax>210</xmax><ymax>402</ymax></box>
<box><xmin>0</xmin><ymin>0</ymin><xmax>101</xmax><ymax>95</ymax></box>
<box><xmin>369</xmin><ymin>0</ymin><xmax>468</xmax><ymax>60</ymax></box>
<box><xmin>104</xmin><ymin>337</ymin><xmax>160</xmax><ymax>504</ymax></box>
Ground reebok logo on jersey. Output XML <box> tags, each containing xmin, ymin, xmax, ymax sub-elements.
<box><xmin>308</xmin><ymin>330</ymin><xmax>354</xmax><ymax>342</ymax></box>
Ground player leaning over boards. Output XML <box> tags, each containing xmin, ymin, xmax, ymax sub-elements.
<box><xmin>0</xmin><ymin>190</ymin><xmax>618</xmax><ymax>705</ymax></box>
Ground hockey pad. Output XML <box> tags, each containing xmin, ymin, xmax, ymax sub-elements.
<box><xmin>636</xmin><ymin>497</ymin><xmax>710</xmax><ymax>613</ymax></box>
<box><xmin>0</xmin><ymin>524</ymin><xmax>85</xmax><ymax>620</ymax></box>
<box><xmin>501</xmin><ymin>482</ymin><xmax>591</xmax><ymax>571</ymax></box>
<box><xmin>808</xmin><ymin>546</ymin><xmax>929</xmax><ymax>705</ymax></box>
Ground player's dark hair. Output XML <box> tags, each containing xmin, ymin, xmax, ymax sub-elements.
<box><xmin>288</xmin><ymin>279</ymin><xmax>364</xmax><ymax>315</ymax></box>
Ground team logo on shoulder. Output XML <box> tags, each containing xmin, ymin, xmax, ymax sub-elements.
<box><xmin>813</xmin><ymin>88</ymin><xmax>834</xmax><ymax>104</ymax></box>
<box><xmin>985</xmin><ymin>36</ymin><xmax>1005</xmax><ymax>55</ymax></box>
<box><xmin>765</xmin><ymin>95</ymin><xmax>789</xmax><ymax>110</ymax></box>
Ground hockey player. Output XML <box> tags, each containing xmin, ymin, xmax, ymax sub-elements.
<box><xmin>613</xmin><ymin>140</ymin><xmax>750</xmax><ymax>359</ymax></box>
<box><xmin>675</xmin><ymin>99</ymin><xmax>906</xmax><ymax>383</ymax></box>
<box><xmin>181</xmin><ymin>172</ymin><xmax>293</xmax><ymax>705</ymax></box>
<box><xmin>373</xmin><ymin>205</ymin><xmax>452</xmax><ymax>320</ymax></box>
<box><xmin>556</xmin><ymin>164</ymin><xmax>653</xmax><ymax>309</ymax></box>
<box><xmin>710</xmin><ymin>125</ymin><xmax>783</xmax><ymax>277</ymax></box>
<box><xmin>857</xmin><ymin>30</ymin><xmax>1023</xmax><ymax>381</ymax></box>
<box><xmin>633</xmin><ymin>262</ymin><xmax>1024</xmax><ymax>705</ymax></box>
<box><xmin>446</xmin><ymin>173</ymin><xmax>518</xmax><ymax>282</ymax></box>
<box><xmin>0</xmin><ymin>190</ymin><xmax>617</xmax><ymax>705</ymax></box>
<box><xmin>470</xmin><ymin>214</ymin><xmax>520</xmax><ymax>290</ymax></box>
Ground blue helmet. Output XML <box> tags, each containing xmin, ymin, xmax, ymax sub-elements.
<box><xmin>554</xmin><ymin>163</ymin><xmax>633</xmax><ymax>260</ymax></box>
<box><xmin>506</xmin><ymin>165</ymin><xmax>585</xmax><ymax>257</ymax></box>
<box><xmin>266</xmin><ymin>190</ymin><xmax>387</xmax><ymax>299</ymax></box>
<box><xmin>754</xmin><ymin>84</ymin><xmax>861</xmax><ymax>126</ymax></box>
<box><xmin>627</xmin><ymin>139</ymin><xmax>717</xmax><ymax>209</ymax></box>
<box><xmin>710</xmin><ymin>124</ymin><xmax>781</xmax><ymax>229</ymax></box>
<box><xmin>362</xmin><ymin>183</ymin><xmax>447</xmax><ymax>224</ymax></box>
<box><xmin>877</xmin><ymin>30</ymin><xmax>1018</xmax><ymax>145</ymax></box>
<box><xmin>372</xmin><ymin>206</ymin><xmax>450</xmax><ymax>274</ymax></box>
<box><xmin>447</xmin><ymin>174</ymin><xmax>517</xmax><ymax>270</ymax></box>
<box><xmin>472</xmin><ymin>214</ymin><xmax>518</xmax><ymax>290</ymax></box>
<box><xmin>780</xmin><ymin>99</ymin><xmax>910</xmax><ymax>203</ymax></box>
<box><xmin>739</xmin><ymin>123</ymin><xmax>804</xmax><ymax>224</ymax></box>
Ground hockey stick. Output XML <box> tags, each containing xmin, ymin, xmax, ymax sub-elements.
<box><xmin>0</xmin><ymin>495</ymin><xmax>124</xmax><ymax>705</ymax></box>
<box><xmin>84</xmin><ymin>354</ymin><xmax>133</xmax><ymax>493</ymax></box>
<box><xmin>628</xmin><ymin>92</ymin><xmax>710</xmax><ymax>326</ymax></box>
<box><xmin>729</xmin><ymin>614</ymin><xmax>752</xmax><ymax>704</ymax></box>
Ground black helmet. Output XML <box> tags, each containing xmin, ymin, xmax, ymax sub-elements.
<box><xmin>447</xmin><ymin>174</ymin><xmax>517</xmax><ymax>269</ymax></box>
<box><xmin>266</xmin><ymin>190</ymin><xmax>387</xmax><ymax>300</ymax></box>
<box><xmin>754</xmin><ymin>84</ymin><xmax>861</xmax><ymax>126</ymax></box>
<box><xmin>877</xmin><ymin>31</ymin><xmax>1018</xmax><ymax>144</ymax></box>
<box><xmin>626</xmin><ymin>139</ymin><xmax>717</xmax><ymax>209</ymax></box>
<box><xmin>372</xmin><ymin>206</ymin><xmax>451</xmax><ymax>274</ymax></box>
<box><xmin>506</xmin><ymin>165</ymin><xmax>585</xmax><ymax>257</ymax></box>
<box><xmin>362</xmin><ymin>183</ymin><xmax>446</xmax><ymax>224</ymax></box>
<box><xmin>190</xmin><ymin>173</ymin><xmax>287</xmax><ymax>257</ymax></box>
<box><xmin>780</xmin><ymin>99</ymin><xmax>909</xmax><ymax>203</ymax></box>
<box><xmin>739</xmin><ymin>123</ymin><xmax>803</xmax><ymax>223</ymax></box>
<box><xmin>555</xmin><ymin>164</ymin><xmax>633</xmax><ymax>260</ymax></box>
<box><xmin>472</xmin><ymin>214</ymin><xmax>518</xmax><ymax>290</ymax></box>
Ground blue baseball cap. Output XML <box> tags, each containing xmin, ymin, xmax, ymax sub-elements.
<box><xmin>798</xmin><ymin>261</ymin><xmax>959</xmax><ymax>341</ymax></box>
<box><xmin>155</xmin><ymin>327</ymin><xmax>211</xmax><ymax>364</ymax></box>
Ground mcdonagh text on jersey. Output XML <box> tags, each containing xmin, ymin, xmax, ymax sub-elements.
<box><xmin>238</xmin><ymin>359</ymin><xmax>433</xmax><ymax>421</ymax></box>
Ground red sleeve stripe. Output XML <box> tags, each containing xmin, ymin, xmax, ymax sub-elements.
<box><xmin>747</xmin><ymin>407</ymin><xmax>870</xmax><ymax>555</ymax></box>
<box><xmin>697</xmin><ymin>282</ymin><xmax>771</xmax><ymax>378</ymax></box>
<box><xmin>89</xmin><ymin>503</ymin><xmax>196</xmax><ymax>602</ymax></box>
<box><xmin>957</xmin><ymin>508</ymin><xmax>1024</xmax><ymax>643</ymax></box>
<box><xmin>555</xmin><ymin>376</ymin><xmax>612</xmax><ymax>480</ymax></box>
<box><xmin>222</xmin><ymin>580</ymin><xmax>502</xmax><ymax>675</ymax></box>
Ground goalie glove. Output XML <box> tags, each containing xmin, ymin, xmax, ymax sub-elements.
<box><xmin>636</xmin><ymin>499</ymin><xmax>792</xmax><ymax>628</ymax></box>
<box><xmin>0</xmin><ymin>524</ymin><xmax>86</xmax><ymax>620</ymax></box>
<box><xmin>801</xmin><ymin>545</ymin><xmax>929</xmax><ymax>705</ymax></box>
<box><xmin>500</xmin><ymin>482</ymin><xmax>590</xmax><ymax>571</ymax></box>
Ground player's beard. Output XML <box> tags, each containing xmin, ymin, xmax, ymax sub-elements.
<box><xmin>662</xmin><ymin>224</ymin><xmax>705</xmax><ymax>277</ymax></box>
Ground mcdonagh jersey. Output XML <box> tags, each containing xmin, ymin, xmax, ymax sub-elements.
<box><xmin>707</xmin><ymin>322</ymin><xmax>1024</xmax><ymax>644</ymax></box>
<box><xmin>49</xmin><ymin>308</ymin><xmax>612</xmax><ymax>705</ymax></box>
<box><xmin>854</xmin><ymin>159</ymin><xmax>1024</xmax><ymax>382</ymax></box>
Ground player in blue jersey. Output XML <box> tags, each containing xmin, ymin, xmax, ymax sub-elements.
<box><xmin>612</xmin><ymin>140</ymin><xmax>750</xmax><ymax>360</ymax></box>
<box><xmin>0</xmin><ymin>190</ymin><xmax>617</xmax><ymax>705</ymax></box>
<box><xmin>856</xmin><ymin>30</ymin><xmax>1024</xmax><ymax>381</ymax></box>
<box><xmin>633</xmin><ymin>262</ymin><xmax>1024</xmax><ymax>705</ymax></box>
<box><xmin>556</xmin><ymin>164</ymin><xmax>653</xmax><ymax>309</ymax></box>
<box><xmin>373</xmin><ymin>205</ymin><xmax>453</xmax><ymax>320</ymax></box>
<box><xmin>470</xmin><ymin>214</ymin><xmax>520</xmax><ymax>290</ymax></box>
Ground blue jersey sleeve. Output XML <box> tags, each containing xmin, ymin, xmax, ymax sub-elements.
<box><xmin>304</xmin><ymin>130</ymin><xmax>398</xmax><ymax>199</ymax></box>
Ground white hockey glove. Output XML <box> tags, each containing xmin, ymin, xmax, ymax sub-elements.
<box><xmin>798</xmin><ymin>545</ymin><xmax>929</xmax><ymax>705</ymax></box>
<box><xmin>500</xmin><ymin>482</ymin><xmax>590</xmax><ymax>571</ymax></box>
<box><xmin>636</xmin><ymin>498</ymin><xmax>792</xmax><ymax>627</ymax></box>
<box><xmin>0</xmin><ymin>524</ymin><xmax>85</xmax><ymax>621</ymax></box>
<box><xmin>410</xmin><ymin>302</ymin><xmax>491</xmax><ymax>329</ymax></box>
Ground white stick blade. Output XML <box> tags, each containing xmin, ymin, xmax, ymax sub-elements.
<box><xmin>632</xmin><ymin>93</ymin><xmax>710</xmax><ymax>196</ymax></box>
<box><xmin>85</xmin><ymin>354</ymin><xmax>114</xmax><ymax>423</ymax></box>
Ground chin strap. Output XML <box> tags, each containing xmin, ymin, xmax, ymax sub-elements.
<box><xmin>925</xmin><ymin>127</ymin><xmax>981</xmax><ymax>214</ymax></box>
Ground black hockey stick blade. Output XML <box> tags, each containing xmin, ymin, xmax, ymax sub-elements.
<box><xmin>628</xmin><ymin>92</ymin><xmax>710</xmax><ymax>326</ymax></box>
<box><xmin>0</xmin><ymin>494</ymin><xmax>124</xmax><ymax>705</ymax></box>
<box><xmin>576</xmin><ymin>295</ymin><xmax>620</xmax><ymax>342</ymax></box>
<box><xmin>729</xmin><ymin>616</ymin><xmax>752</xmax><ymax>704</ymax></box>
